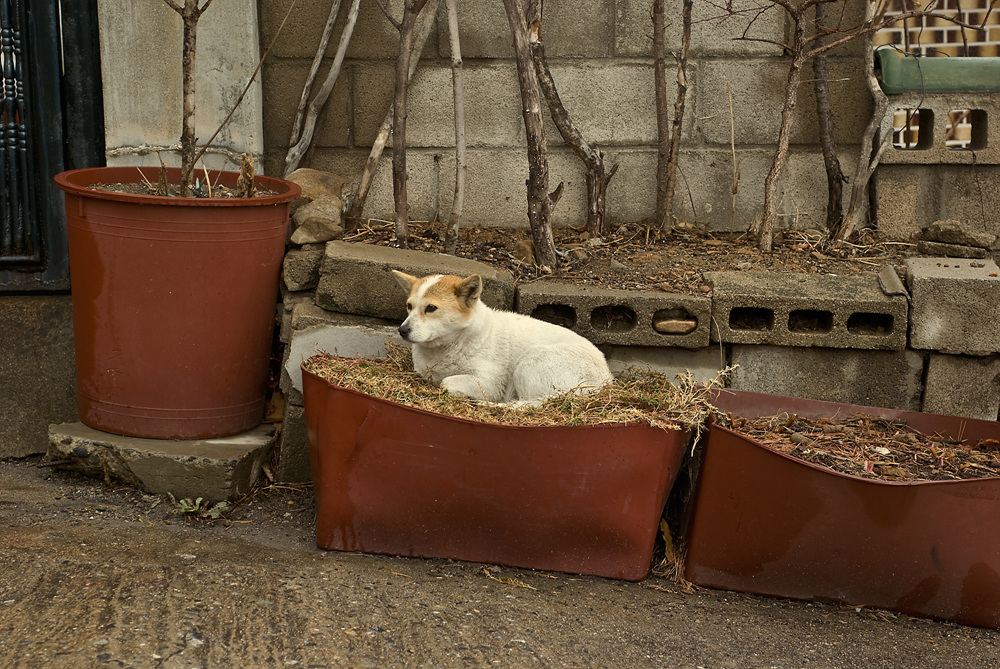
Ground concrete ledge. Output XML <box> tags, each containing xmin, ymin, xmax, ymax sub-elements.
<box><xmin>47</xmin><ymin>423</ymin><xmax>275</xmax><ymax>502</ymax></box>
<box><xmin>516</xmin><ymin>282</ymin><xmax>711</xmax><ymax>349</ymax></box>
<box><xmin>707</xmin><ymin>271</ymin><xmax>908</xmax><ymax>350</ymax></box>
<box><xmin>907</xmin><ymin>257</ymin><xmax>1000</xmax><ymax>355</ymax></box>
<box><xmin>316</xmin><ymin>241</ymin><xmax>516</xmax><ymax>320</ymax></box>
<box><xmin>282</xmin><ymin>308</ymin><xmax>403</xmax><ymax>402</ymax></box>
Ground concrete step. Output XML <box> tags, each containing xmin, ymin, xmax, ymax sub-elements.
<box><xmin>47</xmin><ymin>422</ymin><xmax>276</xmax><ymax>503</ymax></box>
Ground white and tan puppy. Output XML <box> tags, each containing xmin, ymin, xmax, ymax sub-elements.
<box><xmin>392</xmin><ymin>271</ymin><xmax>613</xmax><ymax>402</ymax></box>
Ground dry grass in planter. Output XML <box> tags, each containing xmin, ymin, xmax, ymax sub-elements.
<box><xmin>302</xmin><ymin>345</ymin><xmax>725</xmax><ymax>433</ymax></box>
<box><xmin>720</xmin><ymin>413</ymin><xmax>1000</xmax><ymax>481</ymax></box>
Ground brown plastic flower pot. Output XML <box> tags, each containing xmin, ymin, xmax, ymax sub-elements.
<box><xmin>55</xmin><ymin>166</ymin><xmax>300</xmax><ymax>439</ymax></box>
<box><xmin>684</xmin><ymin>389</ymin><xmax>1000</xmax><ymax>629</ymax></box>
<box><xmin>302</xmin><ymin>367</ymin><xmax>690</xmax><ymax>581</ymax></box>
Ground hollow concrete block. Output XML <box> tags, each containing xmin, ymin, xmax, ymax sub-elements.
<box><xmin>707</xmin><ymin>271</ymin><xmax>908</xmax><ymax>350</ymax></box>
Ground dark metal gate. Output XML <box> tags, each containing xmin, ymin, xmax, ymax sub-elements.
<box><xmin>0</xmin><ymin>0</ymin><xmax>103</xmax><ymax>292</ymax></box>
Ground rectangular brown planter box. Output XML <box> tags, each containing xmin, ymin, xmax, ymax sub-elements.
<box><xmin>685</xmin><ymin>389</ymin><xmax>1000</xmax><ymax>629</ymax></box>
<box><xmin>302</xmin><ymin>366</ymin><xmax>690</xmax><ymax>581</ymax></box>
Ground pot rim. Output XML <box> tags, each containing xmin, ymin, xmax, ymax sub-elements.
<box><xmin>301</xmin><ymin>365</ymin><xmax>685</xmax><ymax>435</ymax></box>
<box><xmin>54</xmin><ymin>165</ymin><xmax>301</xmax><ymax>207</ymax></box>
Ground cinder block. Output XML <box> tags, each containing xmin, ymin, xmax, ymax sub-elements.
<box><xmin>316</xmin><ymin>241</ymin><xmax>516</xmax><ymax>320</ymax></box>
<box><xmin>872</xmin><ymin>166</ymin><xmax>929</xmax><ymax>240</ymax></box>
<box><xmin>922</xmin><ymin>353</ymin><xmax>1000</xmax><ymax>420</ymax></box>
<box><xmin>698</xmin><ymin>59</ymin><xmax>870</xmax><ymax>146</ymax></box>
<box><xmin>907</xmin><ymin>257</ymin><xmax>1000</xmax><ymax>355</ymax></box>
<box><xmin>282</xmin><ymin>307</ymin><xmax>402</xmax><ymax>403</ymax></box>
<box><xmin>878</xmin><ymin>93</ymin><xmax>1000</xmax><ymax>165</ymax></box>
<box><xmin>516</xmin><ymin>282</ymin><xmax>711</xmax><ymax>349</ymax></box>
<box><xmin>707</xmin><ymin>271</ymin><xmax>908</xmax><ymax>350</ymax></box>
<box><xmin>730</xmin><ymin>345</ymin><xmax>925</xmax><ymax>411</ymax></box>
<box><xmin>543</xmin><ymin>63</ymin><xmax>659</xmax><ymax>145</ymax></box>
<box><xmin>262</xmin><ymin>60</ymin><xmax>350</xmax><ymax>152</ymax></box>
<box><xmin>605</xmin><ymin>345</ymin><xmax>728</xmax><ymax>385</ymax></box>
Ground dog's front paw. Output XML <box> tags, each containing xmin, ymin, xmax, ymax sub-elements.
<box><xmin>441</xmin><ymin>374</ymin><xmax>492</xmax><ymax>401</ymax></box>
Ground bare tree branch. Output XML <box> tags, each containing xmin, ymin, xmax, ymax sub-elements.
<box><xmin>527</xmin><ymin>0</ymin><xmax>617</xmax><ymax>237</ymax></box>
<box><xmin>284</xmin><ymin>0</ymin><xmax>361</xmax><ymax>177</ymax></box>
<box><xmin>502</xmin><ymin>0</ymin><xmax>559</xmax><ymax>270</ymax></box>
<box><xmin>346</xmin><ymin>0</ymin><xmax>441</xmax><ymax>231</ymax></box>
<box><xmin>444</xmin><ymin>0</ymin><xmax>466</xmax><ymax>255</ymax></box>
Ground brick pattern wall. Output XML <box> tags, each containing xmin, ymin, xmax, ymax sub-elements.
<box><xmin>875</xmin><ymin>0</ymin><xmax>1000</xmax><ymax>57</ymax></box>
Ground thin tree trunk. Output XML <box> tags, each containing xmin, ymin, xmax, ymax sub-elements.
<box><xmin>284</xmin><ymin>0</ymin><xmax>361</xmax><ymax>177</ymax></box>
<box><xmin>813</xmin><ymin>2</ymin><xmax>846</xmax><ymax>236</ymax></box>
<box><xmin>288</xmin><ymin>0</ymin><xmax>343</xmax><ymax>152</ymax></box>
<box><xmin>163</xmin><ymin>0</ymin><xmax>214</xmax><ymax>195</ymax></box>
<box><xmin>759</xmin><ymin>15</ymin><xmax>806</xmax><ymax>253</ymax></box>
<box><xmin>391</xmin><ymin>0</ymin><xmax>430</xmax><ymax>248</ymax></box>
<box><xmin>527</xmin><ymin>0</ymin><xmax>616</xmax><ymax>237</ymax></box>
<box><xmin>444</xmin><ymin>0</ymin><xmax>466</xmax><ymax>255</ymax></box>
<box><xmin>502</xmin><ymin>0</ymin><xmax>560</xmax><ymax>270</ymax></box>
<box><xmin>661</xmin><ymin>0</ymin><xmax>693</xmax><ymax>236</ymax></box>
<box><xmin>346</xmin><ymin>0</ymin><xmax>440</xmax><ymax>231</ymax></box>
<box><xmin>837</xmin><ymin>0</ymin><xmax>891</xmax><ymax>242</ymax></box>
<box><xmin>652</xmin><ymin>0</ymin><xmax>670</xmax><ymax>233</ymax></box>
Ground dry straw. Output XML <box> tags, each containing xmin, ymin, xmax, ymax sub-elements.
<box><xmin>302</xmin><ymin>343</ymin><xmax>728</xmax><ymax>433</ymax></box>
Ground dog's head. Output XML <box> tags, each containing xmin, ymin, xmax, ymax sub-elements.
<box><xmin>391</xmin><ymin>271</ymin><xmax>483</xmax><ymax>344</ymax></box>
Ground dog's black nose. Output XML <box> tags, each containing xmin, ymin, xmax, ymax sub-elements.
<box><xmin>398</xmin><ymin>325</ymin><xmax>411</xmax><ymax>341</ymax></box>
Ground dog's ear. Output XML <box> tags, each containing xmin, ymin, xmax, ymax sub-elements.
<box><xmin>455</xmin><ymin>274</ymin><xmax>483</xmax><ymax>308</ymax></box>
<box><xmin>392</xmin><ymin>270</ymin><xmax>418</xmax><ymax>293</ymax></box>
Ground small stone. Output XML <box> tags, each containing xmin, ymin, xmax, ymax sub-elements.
<box><xmin>570</xmin><ymin>248</ymin><xmax>588</xmax><ymax>261</ymax></box>
<box><xmin>610</xmin><ymin>259</ymin><xmax>626</xmax><ymax>270</ymax></box>
<box><xmin>653</xmin><ymin>318</ymin><xmax>697</xmax><ymax>334</ymax></box>
<box><xmin>699</xmin><ymin>284</ymin><xmax>712</xmax><ymax>293</ymax></box>
<box><xmin>921</xmin><ymin>220</ymin><xmax>997</xmax><ymax>250</ymax></box>
<box><xmin>704</xmin><ymin>239</ymin><xmax>724</xmax><ymax>247</ymax></box>
<box><xmin>290</xmin><ymin>195</ymin><xmax>344</xmax><ymax>245</ymax></box>
<box><xmin>286</xmin><ymin>168</ymin><xmax>352</xmax><ymax>202</ymax></box>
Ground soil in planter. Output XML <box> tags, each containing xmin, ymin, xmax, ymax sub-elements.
<box><xmin>719</xmin><ymin>413</ymin><xmax>1000</xmax><ymax>481</ymax></box>
<box><xmin>90</xmin><ymin>181</ymin><xmax>278</xmax><ymax>199</ymax></box>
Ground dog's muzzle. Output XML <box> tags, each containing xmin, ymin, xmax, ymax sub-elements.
<box><xmin>397</xmin><ymin>324</ymin><xmax>412</xmax><ymax>341</ymax></box>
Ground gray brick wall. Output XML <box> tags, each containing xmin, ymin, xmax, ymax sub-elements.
<box><xmin>259</xmin><ymin>0</ymin><xmax>872</xmax><ymax>232</ymax></box>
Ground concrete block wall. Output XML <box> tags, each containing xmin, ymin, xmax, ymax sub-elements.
<box><xmin>259</xmin><ymin>0</ymin><xmax>870</xmax><ymax>233</ymax></box>
<box><xmin>274</xmin><ymin>240</ymin><xmax>1000</xmax><ymax>482</ymax></box>
<box><xmin>874</xmin><ymin>92</ymin><xmax>1000</xmax><ymax>240</ymax></box>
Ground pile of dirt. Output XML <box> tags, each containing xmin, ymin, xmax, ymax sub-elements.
<box><xmin>721</xmin><ymin>413</ymin><xmax>1000</xmax><ymax>481</ymax></box>
<box><xmin>344</xmin><ymin>221</ymin><xmax>918</xmax><ymax>295</ymax></box>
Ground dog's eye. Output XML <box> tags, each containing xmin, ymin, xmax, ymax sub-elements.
<box><xmin>424</xmin><ymin>304</ymin><xmax>438</xmax><ymax>314</ymax></box>
<box><xmin>406</xmin><ymin>302</ymin><xmax>412</xmax><ymax>312</ymax></box>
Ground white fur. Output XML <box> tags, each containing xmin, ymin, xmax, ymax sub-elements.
<box><xmin>392</xmin><ymin>271</ymin><xmax>613</xmax><ymax>403</ymax></box>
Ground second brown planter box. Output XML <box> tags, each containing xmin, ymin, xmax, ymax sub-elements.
<box><xmin>685</xmin><ymin>389</ymin><xmax>1000</xmax><ymax>629</ymax></box>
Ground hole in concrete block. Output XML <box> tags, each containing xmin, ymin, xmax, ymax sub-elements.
<box><xmin>847</xmin><ymin>312</ymin><xmax>894</xmax><ymax>336</ymax></box>
<box><xmin>788</xmin><ymin>309</ymin><xmax>834</xmax><ymax>333</ymax></box>
<box><xmin>530</xmin><ymin>304</ymin><xmax>577</xmax><ymax>328</ymax></box>
<box><xmin>729</xmin><ymin>307</ymin><xmax>774</xmax><ymax>331</ymax></box>
<box><xmin>590</xmin><ymin>305</ymin><xmax>637</xmax><ymax>333</ymax></box>
<box><xmin>652</xmin><ymin>307</ymin><xmax>698</xmax><ymax>335</ymax></box>
<box><xmin>892</xmin><ymin>108</ymin><xmax>934</xmax><ymax>150</ymax></box>
<box><xmin>946</xmin><ymin>109</ymin><xmax>987</xmax><ymax>150</ymax></box>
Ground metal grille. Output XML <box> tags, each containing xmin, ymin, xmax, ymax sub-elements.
<box><xmin>0</xmin><ymin>0</ymin><xmax>38</xmax><ymax>267</ymax></box>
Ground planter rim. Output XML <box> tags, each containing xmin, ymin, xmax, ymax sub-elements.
<box><xmin>708</xmin><ymin>419</ymin><xmax>1000</xmax><ymax>487</ymax></box>
<box><xmin>301</xmin><ymin>365</ymin><xmax>683</xmax><ymax>435</ymax></box>
<box><xmin>54</xmin><ymin>165</ymin><xmax>301</xmax><ymax>207</ymax></box>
